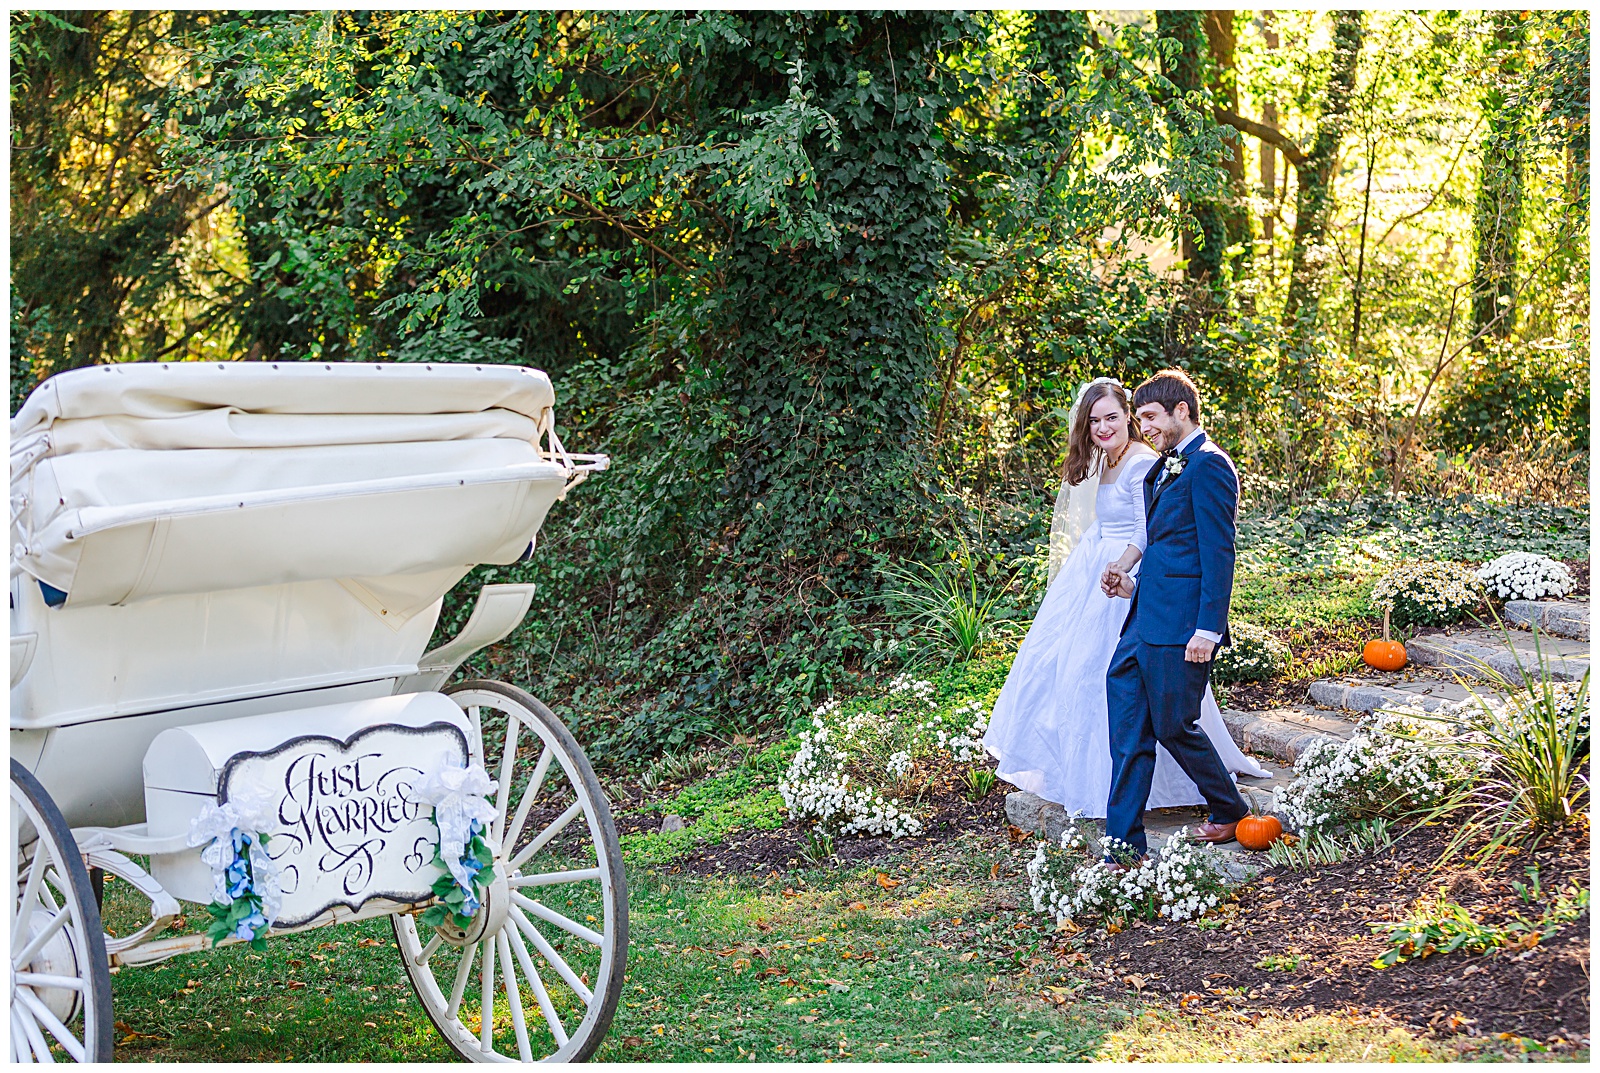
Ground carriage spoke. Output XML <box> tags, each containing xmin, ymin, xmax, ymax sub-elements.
<box><xmin>492</xmin><ymin>718</ymin><xmax>521</xmax><ymax>844</ymax></box>
<box><xmin>13</xmin><ymin>844</ymin><xmax>45</xmax><ymax>949</ymax></box>
<box><xmin>506</xmin><ymin>917</ymin><xmax>568</xmax><ymax>1047</ymax></box>
<box><xmin>496</xmin><ymin>931</ymin><xmax>533</xmax><ymax>1062</ymax></box>
<box><xmin>13</xmin><ymin>1005</ymin><xmax>51</xmax><ymax>1063</ymax></box>
<box><xmin>16</xmin><ymin>987</ymin><xmax>84</xmax><ymax>1062</ymax></box>
<box><xmin>479</xmin><ymin>937</ymin><xmax>496</xmax><ymax>1051</ymax></box>
<box><xmin>504</xmin><ymin>745</ymin><xmax>553</xmax><ymax>853</ymax></box>
<box><xmin>446</xmin><ymin>940</ymin><xmax>478</xmax><ymax>1021</ymax></box>
<box><xmin>13</xmin><ymin>904</ymin><xmax>70</xmax><ymax>969</ymax></box>
<box><xmin>13</xmin><ymin>972</ymin><xmax>84</xmax><ymax>992</ymax></box>
<box><xmin>513</xmin><ymin>894</ymin><xmax>604</xmax><ymax>946</ymax></box>
<box><xmin>508</xmin><ymin>801</ymin><xmax>586</xmax><ymax>872</ymax></box>
<box><xmin>511</xmin><ymin>905</ymin><xmax>593</xmax><ymax>1002</ymax></box>
<box><xmin>413</xmin><ymin>933</ymin><xmax>443</xmax><ymax>967</ymax></box>
<box><xmin>509</xmin><ymin>865</ymin><xmax>601</xmax><ymax>892</ymax></box>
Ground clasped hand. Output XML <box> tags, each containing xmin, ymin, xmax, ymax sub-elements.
<box><xmin>1100</xmin><ymin>563</ymin><xmax>1133</xmax><ymax>599</ymax></box>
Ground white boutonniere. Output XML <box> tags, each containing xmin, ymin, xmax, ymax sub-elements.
<box><xmin>1162</xmin><ymin>454</ymin><xmax>1187</xmax><ymax>480</ymax></box>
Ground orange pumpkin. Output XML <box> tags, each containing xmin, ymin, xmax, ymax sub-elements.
<box><xmin>1236</xmin><ymin>813</ymin><xmax>1284</xmax><ymax>851</ymax></box>
<box><xmin>1363</xmin><ymin>639</ymin><xmax>1407</xmax><ymax>671</ymax></box>
<box><xmin>1362</xmin><ymin>608</ymin><xmax>1407</xmax><ymax>671</ymax></box>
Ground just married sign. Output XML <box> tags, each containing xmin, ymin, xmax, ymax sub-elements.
<box><xmin>217</xmin><ymin>722</ymin><xmax>468</xmax><ymax>928</ymax></box>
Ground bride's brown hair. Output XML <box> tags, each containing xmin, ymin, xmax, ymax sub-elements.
<box><xmin>1062</xmin><ymin>380</ymin><xmax>1145</xmax><ymax>486</ymax></box>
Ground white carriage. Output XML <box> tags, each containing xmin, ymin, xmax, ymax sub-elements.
<box><xmin>10</xmin><ymin>361</ymin><xmax>626</xmax><ymax>1062</ymax></box>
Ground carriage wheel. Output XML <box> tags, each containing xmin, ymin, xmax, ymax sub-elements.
<box><xmin>10</xmin><ymin>761</ymin><xmax>114</xmax><ymax>1063</ymax></box>
<box><xmin>395</xmin><ymin>682</ymin><xmax>628</xmax><ymax>1062</ymax></box>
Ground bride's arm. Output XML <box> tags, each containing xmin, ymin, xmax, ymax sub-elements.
<box><xmin>1115</xmin><ymin>453</ymin><xmax>1159</xmax><ymax>572</ymax></box>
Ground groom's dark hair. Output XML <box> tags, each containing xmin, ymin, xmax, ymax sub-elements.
<box><xmin>1132</xmin><ymin>369</ymin><xmax>1202</xmax><ymax>422</ymax></box>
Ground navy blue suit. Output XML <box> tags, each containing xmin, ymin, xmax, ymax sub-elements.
<box><xmin>1104</xmin><ymin>431</ymin><xmax>1248</xmax><ymax>855</ymax></box>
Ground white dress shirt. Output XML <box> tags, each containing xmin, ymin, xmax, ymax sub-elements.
<box><xmin>1160</xmin><ymin>426</ymin><xmax>1222</xmax><ymax>647</ymax></box>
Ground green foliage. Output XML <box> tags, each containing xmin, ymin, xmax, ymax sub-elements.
<box><xmin>880</xmin><ymin>548</ymin><xmax>1021</xmax><ymax>664</ymax></box>
<box><xmin>1371</xmin><ymin>882</ymin><xmax>1588</xmax><ymax>969</ymax></box>
<box><xmin>1237</xmin><ymin>494</ymin><xmax>1590</xmax><ymax>571</ymax></box>
<box><xmin>10</xmin><ymin>11</ymin><xmax>242</xmax><ymax>406</ymax></box>
<box><xmin>1435</xmin><ymin>342</ymin><xmax>1591</xmax><ymax>451</ymax></box>
<box><xmin>1264</xmin><ymin>818</ymin><xmax>1395</xmax><ymax>871</ymax></box>
<box><xmin>1211</xmin><ymin>622</ymin><xmax>1290</xmax><ymax>684</ymax></box>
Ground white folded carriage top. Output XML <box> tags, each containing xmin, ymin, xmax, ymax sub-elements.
<box><xmin>11</xmin><ymin>361</ymin><xmax>576</xmax><ymax>610</ymax></box>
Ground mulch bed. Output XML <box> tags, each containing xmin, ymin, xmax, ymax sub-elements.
<box><xmin>1063</xmin><ymin>822</ymin><xmax>1591</xmax><ymax>1048</ymax></box>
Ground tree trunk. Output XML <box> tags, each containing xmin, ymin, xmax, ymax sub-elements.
<box><xmin>1156</xmin><ymin>10</ymin><xmax>1229</xmax><ymax>292</ymax></box>
<box><xmin>1203</xmin><ymin>10</ymin><xmax>1251</xmax><ymax>283</ymax></box>
<box><xmin>1258</xmin><ymin>11</ymin><xmax>1279</xmax><ymax>244</ymax></box>
<box><xmin>1470</xmin><ymin>11</ymin><xmax>1527</xmax><ymax>345</ymax></box>
<box><xmin>1281</xmin><ymin>10</ymin><xmax>1364</xmax><ymax>332</ymax></box>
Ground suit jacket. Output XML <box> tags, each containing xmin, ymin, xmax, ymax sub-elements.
<box><xmin>1123</xmin><ymin>431</ymin><xmax>1239</xmax><ymax>646</ymax></box>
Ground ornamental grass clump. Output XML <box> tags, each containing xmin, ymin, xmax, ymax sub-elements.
<box><xmin>1371</xmin><ymin>560</ymin><xmax>1485</xmax><ymax>631</ymax></box>
<box><xmin>1413</xmin><ymin>636</ymin><xmax>1590</xmax><ymax>863</ymax></box>
<box><xmin>778</xmin><ymin>674</ymin><xmax>994</xmax><ymax>839</ymax></box>
<box><xmin>1211</xmin><ymin>622</ymin><xmax>1289</xmax><ymax>684</ymax></box>
<box><xmin>1475</xmin><ymin>551</ymin><xmax>1575</xmax><ymax>601</ymax></box>
<box><xmin>1272</xmin><ymin>710</ymin><xmax>1480</xmax><ymax>834</ymax></box>
<box><xmin>1027</xmin><ymin>820</ymin><xmax>1226</xmax><ymax>927</ymax></box>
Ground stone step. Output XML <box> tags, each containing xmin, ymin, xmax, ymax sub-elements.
<box><xmin>1305</xmin><ymin>675</ymin><xmax>1499</xmax><ymax>715</ymax></box>
<box><xmin>1218</xmin><ymin>705</ymin><xmax>1351</xmax><ymax>766</ymax></box>
<box><xmin>1408</xmin><ymin>627</ymin><xmax>1590</xmax><ymax>684</ymax></box>
<box><xmin>1504</xmin><ymin>599</ymin><xmax>1589</xmax><ymax>641</ymax></box>
<box><xmin>1003</xmin><ymin>790</ymin><xmax>1271</xmax><ymax>883</ymax></box>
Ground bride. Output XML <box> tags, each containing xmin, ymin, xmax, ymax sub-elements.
<box><xmin>983</xmin><ymin>377</ymin><xmax>1267</xmax><ymax>817</ymax></box>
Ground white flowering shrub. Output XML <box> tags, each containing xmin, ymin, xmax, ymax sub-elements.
<box><xmin>1027</xmin><ymin>820</ymin><xmax>1226</xmax><ymax>927</ymax></box>
<box><xmin>1476</xmin><ymin>552</ymin><xmax>1575</xmax><ymax>601</ymax></box>
<box><xmin>778</xmin><ymin>673</ymin><xmax>997</xmax><ymax>839</ymax></box>
<box><xmin>1272</xmin><ymin>709</ymin><xmax>1480</xmax><ymax>833</ymax></box>
<box><xmin>1371</xmin><ymin>560</ymin><xmax>1484</xmax><ymax>630</ymax></box>
<box><xmin>1212</xmin><ymin>622</ymin><xmax>1289</xmax><ymax>684</ymax></box>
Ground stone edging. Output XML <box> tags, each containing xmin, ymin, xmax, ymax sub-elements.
<box><xmin>1218</xmin><ymin>708</ymin><xmax>1340</xmax><ymax>765</ymax></box>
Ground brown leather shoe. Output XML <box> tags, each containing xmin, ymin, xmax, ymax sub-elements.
<box><xmin>1194</xmin><ymin>820</ymin><xmax>1239</xmax><ymax>845</ymax></box>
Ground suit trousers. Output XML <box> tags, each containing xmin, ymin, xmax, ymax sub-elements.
<box><xmin>1104</xmin><ymin>631</ymin><xmax>1249</xmax><ymax>856</ymax></box>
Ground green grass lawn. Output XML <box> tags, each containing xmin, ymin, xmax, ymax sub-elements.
<box><xmin>104</xmin><ymin>830</ymin><xmax>1511</xmax><ymax>1063</ymax></box>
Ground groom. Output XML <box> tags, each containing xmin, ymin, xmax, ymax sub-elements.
<box><xmin>1099</xmin><ymin>369</ymin><xmax>1248</xmax><ymax>858</ymax></box>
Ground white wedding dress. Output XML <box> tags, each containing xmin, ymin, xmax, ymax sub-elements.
<box><xmin>984</xmin><ymin>450</ymin><xmax>1269</xmax><ymax>817</ymax></box>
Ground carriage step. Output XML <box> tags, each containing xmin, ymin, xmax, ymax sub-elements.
<box><xmin>1407</xmin><ymin>628</ymin><xmax>1590</xmax><ymax>684</ymax></box>
<box><xmin>1504</xmin><ymin>598</ymin><xmax>1590</xmax><ymax>641</ymax></box>
<box><xmin>1218</xmin><ymin>705</ymin><xmax>1350</xmax><ymax>766</ymax></box>
<box><xmin>1305</xmin><ymin>676</ymin><xmax>1499</xmax><ymax>716</ymax></box>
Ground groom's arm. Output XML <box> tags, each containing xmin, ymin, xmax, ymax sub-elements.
<box><xmin>1191</xmin><ymin>453</ymin><xmax>1239</xmax><ymax>640</ymax></box>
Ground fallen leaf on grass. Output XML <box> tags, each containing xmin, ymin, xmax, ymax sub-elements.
<box><xmin>957</xmin><ymin>952</ymin><xmax>977</xmax><ymax>962</ymax></box>
<box><xmin>1007</xmin><ymin>825</ymin><xmax>1031</xmax><ymax>843</ymax></box>
<box><xmin>622</xmin><ymin>1036</ymin><xmax>646</xmax><ymax>1047</ymax></box>
<box><xmin>847</xmin><ymin>901</ymin><xmax>867</xmax><ymax>910</ymax></box>
<box><xmin>799</xmin><ymin>1015</ymin><xmax>818</xmax><ymax>1023</ymax></box>
<box><xmin>752</xmin><ymin>919</ymin><xmax>772</xmax><ymax>931</ymax></box>
<box><xmin>876</xmin><ymin>873</ymin><xmax>901</xmax><ymax>889</ymax></box>
<box><xmin>990</xmin><ymin>862</ymin><xmax>1001</xmax><ymax>879</ymax></box>
<box><xmin>286</xmin><ymin>981</ymin><xmax>306</xmax><ymax>990</ymax></box>
<box><xmin>358</xmin><ymin>937</ymin><xmax>383</xmax><ymax>947</ymax></box>
<box><xmin>782</xmin><ymin>888</ymin><xmax>799</xmax><ymax>898</ymax></box>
